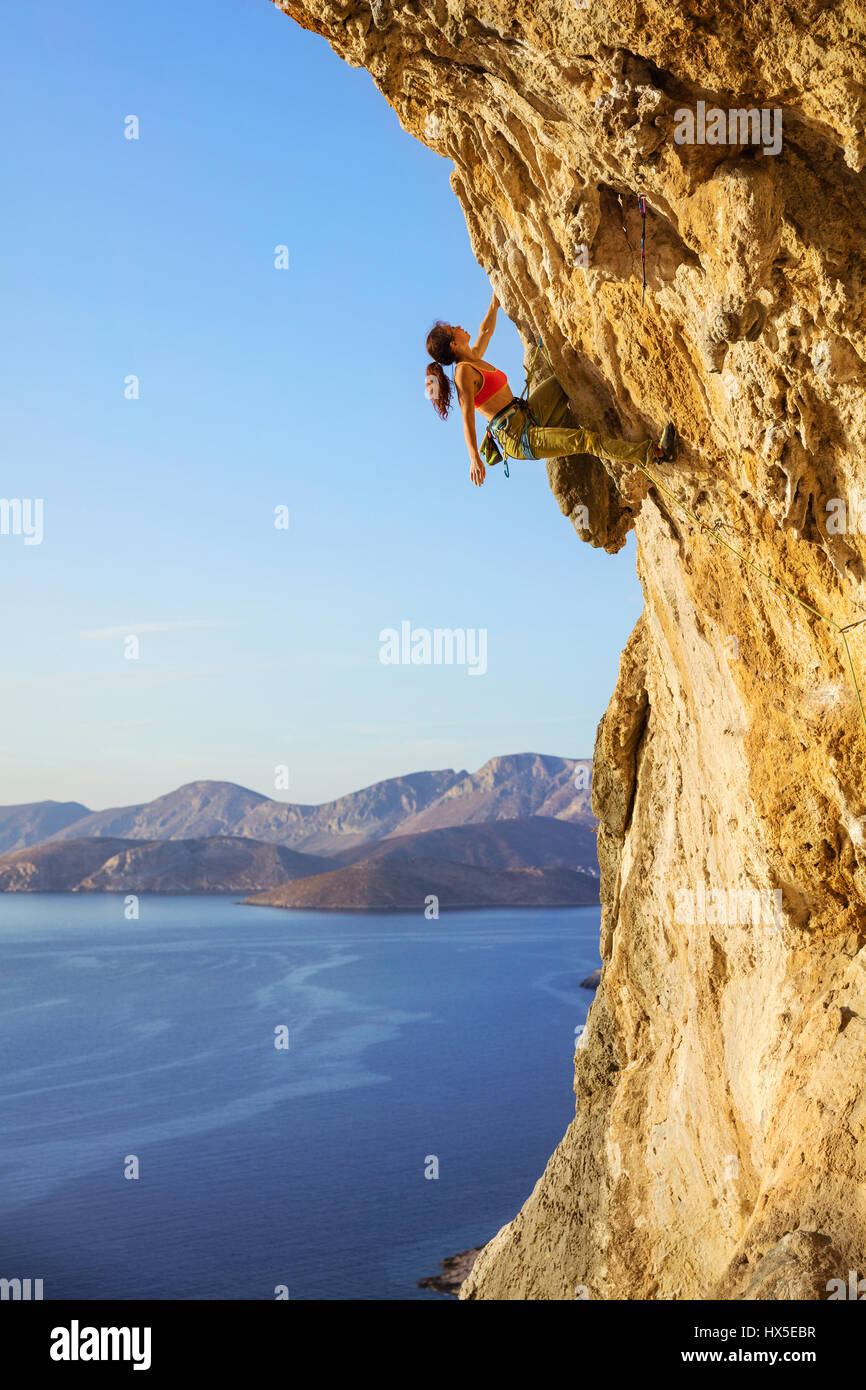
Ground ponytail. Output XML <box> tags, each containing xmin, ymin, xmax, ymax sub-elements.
<box><xmin>425</xmin><ymin>362</ymin><xmax>452</xmax><ymax>420</ymax></box>
<box><xmin>425</xmin><ymin>320</ymin><xmax>457</xmax><ymax>420</ymax></box>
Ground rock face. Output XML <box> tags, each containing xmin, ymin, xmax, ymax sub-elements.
<box><xmin>274</xmin><ymin>2</ymin><xmax>866</xmax><ymax>1298</ymax></box>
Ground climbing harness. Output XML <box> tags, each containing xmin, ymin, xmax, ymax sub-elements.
<box><xmin>484</xmin><ymin>397</ymin><xmax>536</xmax><ymax>477</ymax></box>
<box><xmin>481</xmin><ymin>337</ymin><xmax>550</xmax><ymax>478</ymax></box>
<box><xmin>632</xmin><ymin>455</ymin><xmax>866</xmax><ymax>734</ymax></box>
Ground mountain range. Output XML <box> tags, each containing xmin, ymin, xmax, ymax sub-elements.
<box><xmin>0</xmin><ymin>753</ymin><xmax>591</xmax><ymax>856</ymax></box>
<box><xmin>0</xmin><ymin>754</ymin><xmax>597</xmax><ymax>909</ymax></box>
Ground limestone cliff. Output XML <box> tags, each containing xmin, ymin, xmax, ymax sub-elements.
<box><xmin>272</xmin><ymin>0</ymin><xmax>866</xmax><ymax>1298</ymax></box>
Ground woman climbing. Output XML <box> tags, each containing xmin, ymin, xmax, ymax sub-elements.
<box><xmin>424</xmin><ymin>294</ymin><xmax>676</xmax><ymax>487</ymax></box>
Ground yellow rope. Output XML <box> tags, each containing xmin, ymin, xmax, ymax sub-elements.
<box><xmin>632</xmin><ymin>455</ymin><xmax>866</xmax><ymax>733</ymax></box>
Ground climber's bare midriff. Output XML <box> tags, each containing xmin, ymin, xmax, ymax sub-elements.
<box><xmin>476</xmin><ymin>381</ymin><xmax>513</xmax><ymax>420</ymax></box>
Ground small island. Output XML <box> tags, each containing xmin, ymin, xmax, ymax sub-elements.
<box><xmin>244</xmin><ymin>857</ymin><xmax>599</xmax><ymax>912</ymax></box>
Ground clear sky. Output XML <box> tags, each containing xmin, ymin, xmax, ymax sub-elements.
<box><xmin>0</xmin><ymin>0</ymin><xmax>644</xmax><ymax>810</ymax></box>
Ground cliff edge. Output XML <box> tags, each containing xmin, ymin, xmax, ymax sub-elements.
<box><xmin>273</xmin><ymin>0</ymin><xmax>866</xmax><ymax>1299</ymax></box>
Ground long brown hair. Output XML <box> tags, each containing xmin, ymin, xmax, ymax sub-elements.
<box><xmin>425</xmin><ymin>321</ymin><xmax>456</xmax><ymax>420</ymax></box>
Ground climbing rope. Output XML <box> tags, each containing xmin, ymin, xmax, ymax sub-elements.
<box><xmin>631</xmin><ymin>454</ymin><xmax>866</xmax><ymax>733</ymax></box>
<box><xmin>499</xmin><ymin>336</ymin><xmax>549</xmax><ymax>479</ymax></box>
<box><xmin>616</xmin><ymin>192</ymin><xmax>636</xmax><ymax>261</ymax></box>
<box><xmin>616</xmin><ymin>189</ymin><xmax>648</xmax><ymax>303</ymax></box>
<box><xmin>522</xmin><ymin>337</ymin><xmax>544</xmax><ymax>394</ymax></box>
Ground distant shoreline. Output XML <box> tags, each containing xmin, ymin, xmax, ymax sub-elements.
<box><xmin>0</xmin><ymin>888</ymin><xmax>597</xmax><ymax>913</ymax></box>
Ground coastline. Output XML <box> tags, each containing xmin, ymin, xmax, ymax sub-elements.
<box><xmin>418</xmin><ymin>1248</ymin><xmax>484</xmax><ymax>1296</ymax></box>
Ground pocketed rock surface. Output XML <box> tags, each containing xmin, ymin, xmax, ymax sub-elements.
<box><xmin>274</xmin><ymin>0</ymin><xmax>866</xmax><ymax>1299</ymax></box>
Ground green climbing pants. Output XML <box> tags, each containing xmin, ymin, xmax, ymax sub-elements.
<box><xmin>495</xmin><ymin>373</ymin><xmax>656</xmax><ymax>469</ymax></box>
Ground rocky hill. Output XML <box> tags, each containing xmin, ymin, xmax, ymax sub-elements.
<box><xmin>333</xmin><ymin>815</ymin><xmax>598</xmax><ymax>872</ymax></box>
<box><xmin>0</xmin><ymin>816</ymin><xmax>599</xmax><ymax>900</ymax></box>
<box><xmin>0</xmin><ymin>800</ymin><xmax>91</xmax><ymax>855</ymax></box>
<box><xmin>0</xmin><ymin>838</ymin><xmax>137</xmax><ymax>891</ymax></box>
<box><xmin>0</xmin><ymin>837</ymin><xmax>330</xmax><ymax>894</ymax></box>
<box><xmin>245</xmin><ymin>856</ymin><xmax>598</xmax><ymax>912</ymax></box>
<box><xmin>275</xmin><ymin>0</ymin><xmax>866</xmax><ymax>1301</ymax></box>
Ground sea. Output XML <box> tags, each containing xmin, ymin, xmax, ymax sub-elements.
<box><xmin>0</xmin><ymin>896</ymin><xmax>601</xmax><ymax>1300</ymax></box>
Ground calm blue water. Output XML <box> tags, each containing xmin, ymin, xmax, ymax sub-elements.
<box><xmin>0</xmin><ymin>896</ymin><xmax>600</xmax><ymax>1300</ymax></box>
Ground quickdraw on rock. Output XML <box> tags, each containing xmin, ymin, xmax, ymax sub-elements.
<box><xmin>638</xmin><ymin>192</ymin><xmax>648</xmax><ymax>305</ymax></box>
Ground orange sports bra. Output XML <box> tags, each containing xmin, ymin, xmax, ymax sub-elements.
<box><xmin>471</xmin><ymin>363</ymin><xmax>508</xmax><ymax>408</ymax></box>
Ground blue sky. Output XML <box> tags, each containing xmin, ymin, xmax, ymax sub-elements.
<box><xmin>0</xmin><ymin>0</ymin><xmax>643</xmax><ymax>809</ymax></box>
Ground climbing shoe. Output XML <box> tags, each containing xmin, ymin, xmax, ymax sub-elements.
<box><xmin>656</xmin><ymin>422</ymin><xmax>677</xmax><ymax>462</ymax></box>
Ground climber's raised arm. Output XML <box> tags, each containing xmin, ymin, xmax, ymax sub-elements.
<box><xmin>469</xmin><ymin>293</ymin><xmax>499</xmax><ymax>358</ymax></box>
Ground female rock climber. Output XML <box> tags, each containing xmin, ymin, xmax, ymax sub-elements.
<box><xmin>424</xmin><ymin>293</ymin><xmax>676</xmax><ymax>487</ymax></box>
